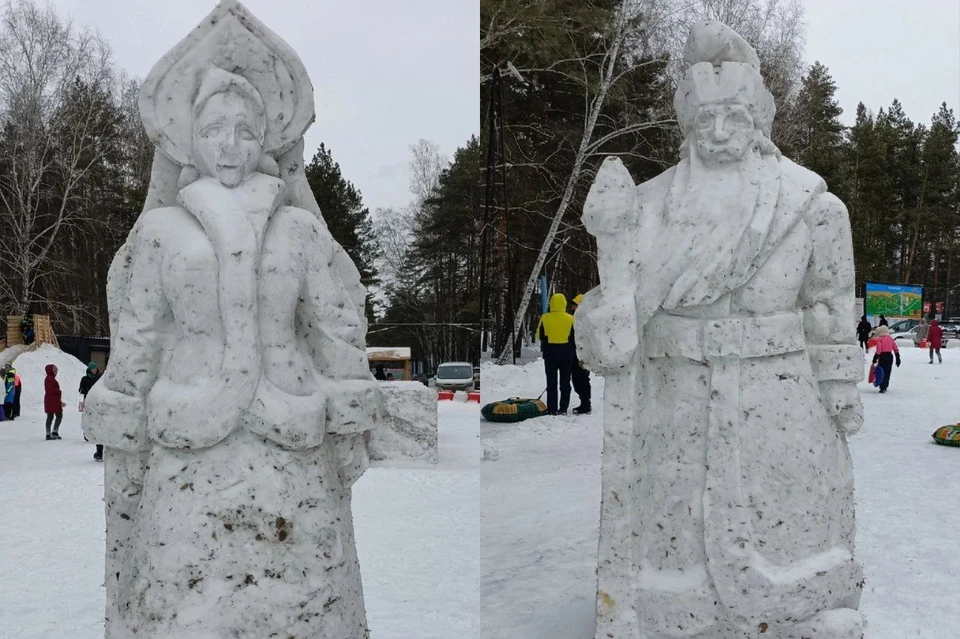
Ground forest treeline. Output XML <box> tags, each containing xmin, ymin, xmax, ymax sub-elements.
<box><xmin>0</xmin><ymin>0</ymin><xmax>956</xmax><ymax>372</ymax></box>
<box><xmin>481</xmin><ymin>0</ymin><xmax>960</xmax><ymax>361</ymax></box>
<box><xmin>0</xmin><ymin>0</ymin><xmax>481</xmax><ymax>372</ymax></box>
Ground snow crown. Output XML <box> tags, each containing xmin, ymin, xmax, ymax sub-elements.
<box><xmin>139</xmin><ymin>0</ymin><xmax>315</xmax><ymax>166</ymax></box>
<box><xmin>674</xmin><ymin>21</ymin><xmax>775</xmax><ymax>139</ymax></box>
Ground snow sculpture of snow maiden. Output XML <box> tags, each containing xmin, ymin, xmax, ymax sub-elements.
<box><xmin>81</xmin><ymin>3</ymin><xmax>382</xmax><ymax>637</ymax></box>
<box><xmin>576</xmin><ymin>21</ymin><xmax>865</xmax><ymax>639</ymax></box>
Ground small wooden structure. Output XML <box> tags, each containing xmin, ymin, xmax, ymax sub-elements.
<box><xmin>6</xmin><ymin>315</ymin><xmax>59</xmax><ymax>349</ymax></box>
<box><xmin>366</xmin><ymin>346</ymin><xmax>412</xmax><ymax>381</ymax></box>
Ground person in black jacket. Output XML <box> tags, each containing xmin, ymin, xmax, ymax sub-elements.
<box><xmin>878</xmin><ymin>314</ymin><xmax>888</xmax><ymax>327</ymax></box>
<box><xmin>856</xmin><ymin>315</ymin><xmax>872</xmax><ymax>351</ymax></box>
<box><xmin>537</xmin><ymin>293</ymin><xmax>576</xmax><ymax>415</ymax></box>
<box><xmin>569</xmin><ymin>294</ymin><xmax>592</xmax><ymax>414</ymax></box>
<box><xmin>79</xmin><ymin>363</ymin><xmax>103</xmax><ymax>461</ymax></box>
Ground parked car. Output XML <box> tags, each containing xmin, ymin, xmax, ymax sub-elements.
<box><xmin>434</xmin><ymin>362</ymin><xmax>476</xmax><ymax>391</ymax></box>
<box><xmin>891</xmin><ymin>326</ymin><xmax>919</xmax><ymax>342</ymax></box>
<box><xmin>939</xmin><ymin>322</ymin><xmax>960</xmax><ymax>340</ymax></box>
<box><xmin>887</xmin><ymin>319</ymin><xmax>921</xmax><ymax>334</ymax></box>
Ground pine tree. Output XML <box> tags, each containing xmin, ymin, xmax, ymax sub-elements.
<box><xmin>793</xmin><ymin>62</ymin><xmax>845</xmax><ymax>195</ymax></box>
<box><xmin>375</xmin><ymin>138</ymin><xmax>482</xmax><ymax>369</ymax></box>
<box><xmin>304</xmin><ymin>144</ymin><xmax>379</xmax><ymax>319</ymax></box>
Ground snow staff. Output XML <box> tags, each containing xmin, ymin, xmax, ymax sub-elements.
<box><xmin>576</xmin><ymin>21</ymin><xmax>865</xmax><ymax>638</ymax></box>
<box><xmin>82</xmin><ymin>4</ymin><xmax>383</xmax><ymax>637</ymax></box>
<box><xmin>536</xmin><ymin>293</ymin><xmax>576</xmax><ymax>415</ymax></box>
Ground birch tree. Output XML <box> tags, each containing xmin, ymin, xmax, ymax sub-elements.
<box><xmin>491</xmin><ymin>0</ymin><xmax>675</xmax><ymax>363</ymax></box>
<box><xmin>0</xmin><ymin>0</ymin><xmax>116</xmax><ymax>316</ymax></box>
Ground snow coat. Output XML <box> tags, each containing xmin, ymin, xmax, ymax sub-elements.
<box><xmin>928</xmin><ymin>321</ymin><xmax>943</xmax><ymax>349</ymax></box>
<box><xmin>44</xmin><ymin>364</ymin><xmax>62</xmax><ymax>413</ymax></box>
<box><xmin>856</xmin><ymin>318</ymin><xmax>872</xmax><ymax>341</ymax></box>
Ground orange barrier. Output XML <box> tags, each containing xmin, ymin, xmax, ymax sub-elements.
<box><xmin>467</xmin><ymin>391</ymin><xmax>480</xmax><ymax>403</ymax></box>
<box><xmin>437</xmin><ymin>390</ymin><xmax>454</xmax><ymax>401</ymax></box>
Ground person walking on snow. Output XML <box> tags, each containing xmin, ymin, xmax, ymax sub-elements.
<box><xmin>856</xmin><ymin>315</ymin><xmax>872</xmax><ymax>351</ymax></box>
<box><xmin>43</xmin><ymin>364</ymin><xmax>65</xmax><ymax>440</ymax></box>
<box><xmin>12</xmin><ymin>368</ymin><xmax>21</xmax><ymax>419</ymax></box>
<box><xmin>79</xmin><ymin>363</ymin><xmax>103</xmax><ymax>460</ymax></box>
<box><xmin>915</xmin><ymin>317</ymin><xmax>929</xmax><ymax>347</ymax></box>
<box><xmin>871</xmin><ymin>325</ymin><xmax>900</xmax><ymax>394</ymax></box>
<box><xmin>878</xmin><ymin>314</ymin><xmax>889</xmax><ymax>327</ymax></box>
<box><xmin>2</xmin><ymin>365</ymin><xmax>15</xmax><ymax>420</ymax></box>
<box><xmin>928</xmin><ymin>319</ymin><xmax>943</xmax><ymax>364</ymax></box>
<box><xmin>569</xmin><ymin>293</ymin><xmax>592</xmax><ymax>415</ymax></box>
<box><xmin>536</xmin><ymin>293</ymin><xmax>576</xmax><ymax>415</ymax></box>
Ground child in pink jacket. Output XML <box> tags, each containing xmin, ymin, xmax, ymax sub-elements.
<box><xmin>871</xmin><ymin>325</ymin><xmax>900</xmax><ymax>394</ymax></box>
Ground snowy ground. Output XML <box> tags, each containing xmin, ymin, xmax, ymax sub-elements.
<box><xmin>481</xmin><ymin>345</ymin><xmax>960</xmax><ymax>638</ymax></box>
<box><xmin>0</xmin><ymin>345</ymin><xmax>479</xmax><ymax>639</ymax></box>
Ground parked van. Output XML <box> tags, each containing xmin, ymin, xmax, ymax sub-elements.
<box><xmin>435</xmin><ymin>362</ymin><xmax>475</xmax><ymax>391</ymax></box>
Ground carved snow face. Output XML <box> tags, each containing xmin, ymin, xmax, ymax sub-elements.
<box><xmin>192</xmin><ymin>90</ymin><xmax>264</xmax><ymax>188</ymax></box>
<box><xmin>694</xmin><ymin>103</ymin><xmax>756</xmax><ymax>165</ymax></box>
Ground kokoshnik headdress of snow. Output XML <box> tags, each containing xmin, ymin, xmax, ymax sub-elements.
<box><xmin>138</xmin><ymin>0</ymin><xmax>315</xmax><ymax>168</ymax></box>
<box><xmin>674</xmin><ymin>21</ymin><xmax>776</xmax><ymax>139</ymax></box>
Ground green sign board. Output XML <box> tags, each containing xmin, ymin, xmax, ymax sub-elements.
<box><xmin>865</xmin><ymin>282</ymin><xmax>923</xmax><ymax>318</ymax></box>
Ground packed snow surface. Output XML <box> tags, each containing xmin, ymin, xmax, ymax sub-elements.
<box><xmin>481</xmin><ymin>347</ymin><xmax>960</xmax><ymax>638</ymax></box>
<box><xmin>0</xmin><ymin>348</ymin><xmax>479</xmax><ymax>639</ymax></box>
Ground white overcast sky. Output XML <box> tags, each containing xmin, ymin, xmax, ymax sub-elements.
<box><xmin>45</xmin><ymin>0</ymin><xmax>479</xmax><ymax>214</ymax></box>
<box><xmin>803</xmin><ymin>0</ymin><xmax>960</xmax><ymax>127</ymax></box>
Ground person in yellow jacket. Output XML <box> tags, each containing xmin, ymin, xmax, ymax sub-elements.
<box><xmin>569</xmin><ymin>294</ymin><xmax>591</xmax><ymax>414</ymax></box>
<box><xmin>536</xmin><ymin>293</ymin><xmax>576</xmax><ymax>415</ymax></box>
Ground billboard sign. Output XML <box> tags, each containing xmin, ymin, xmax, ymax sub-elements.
<box><xmin>865</xmin><ymin>282</ymin><xmax>923</xmax><ymax>319</ymax></box>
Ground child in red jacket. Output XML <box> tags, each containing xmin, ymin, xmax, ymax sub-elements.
<box><xmin>44</xmin><ymin>364</ymin><xmax>64</xmax><ymax>440</ymax></box>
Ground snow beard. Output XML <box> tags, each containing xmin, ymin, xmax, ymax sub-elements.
<box><xmin>641</xmin><ymin>140</ymin><xmax>781</xmax><ymax>316</ymax></box>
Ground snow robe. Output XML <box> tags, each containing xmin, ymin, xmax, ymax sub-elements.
<box><xmin>577</xmin><ymin>155</ymin><xmax>865</xmax><ymax>638</ymax></box>
<box><xmin>82</xmin><ymin>173</ymin><xmax>382</xmax><ymax>638</ymax></box>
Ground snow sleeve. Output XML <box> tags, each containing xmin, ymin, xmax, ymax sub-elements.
<box><xmin>300</xmin><ymin>219</ymin><xmax>383</xmax><ymax>436</ymax></box>
<box><xmin>799</xmin><ymin>192</ymin><xmax>864</xmax><ymax>435</ymax></box>
<box><xmin>82</xmin><ymin>214</ymin><xmax>171</xmax><ymax>451</ymax></box>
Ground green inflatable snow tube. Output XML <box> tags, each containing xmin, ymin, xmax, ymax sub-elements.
<box><xmin>481</xmin><ymin>397</ymin><xmax>548</xmax><ymax>423</ymax></box>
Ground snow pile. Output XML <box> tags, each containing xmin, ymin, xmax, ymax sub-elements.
<box><xmin>8</xmin><ymin>344</ymin><xmax>87</xmax><ymax>416</ymax></box>
<box><xmin>480</xmin><ymin>359</ymin><xmax>545</xmax><ymax>404</ymax></box>
<box><xmin>481</xmin><ymin>345</ymin><xmax>960</xmax><ymax>638</ymax></box>
<box><xmin>368</xmin><ymin>381</ymin><xmax>438</xmax><ymax>464</ymax></box>
<box><xmin>0</xmin><ymin>343</ymin><xmax>29</xmax><ymax>368</ymax></box>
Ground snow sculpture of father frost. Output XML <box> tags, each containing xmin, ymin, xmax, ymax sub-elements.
<box><xmin>576</xmin><ymin>21</ymin><xmax>865</xmax><ymax>639</ymax></box>
<box><xmin>82</xmin><ymin>2</ymin><xmax>382</xmax><ymax>637</ymax></box>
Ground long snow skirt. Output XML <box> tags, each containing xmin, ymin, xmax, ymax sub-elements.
<box><xmin>109</xmin><ymin>430</ymin><xmax>367</xmax><ymax>638</ymax></box>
